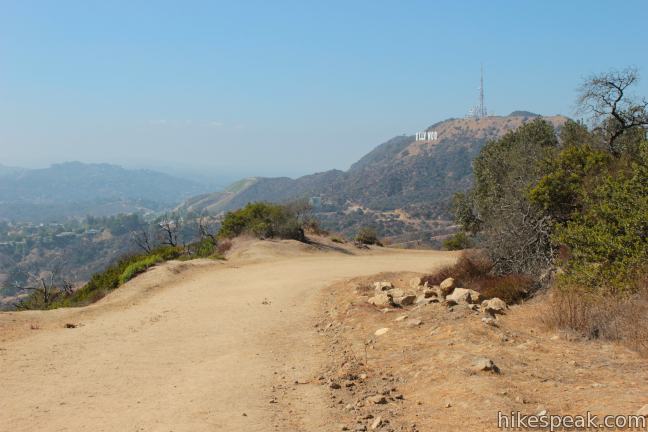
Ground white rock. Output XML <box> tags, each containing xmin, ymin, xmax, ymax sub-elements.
<box><xmin>374</xmin><ymin>328</ymin><xmax>390</xmax><ymax>336</ymax></box>
<box><xmin>394</xmin><ymin>315</ymin><xmax>408</xmax><ymax>322</ymax></box>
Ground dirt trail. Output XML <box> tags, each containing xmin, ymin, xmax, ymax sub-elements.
<box><xmin>0</xmin><ymin>242</ymin><xmax>456</xmax><ymax>432</ymax></box>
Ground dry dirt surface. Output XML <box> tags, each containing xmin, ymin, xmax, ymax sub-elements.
<box><xmin>0</xmin><ymin>239</ymin><xmax>456</xmax><ymax>432</ymax></box>
<box><xmin>317</xmin><ymin>275</ymin><xmax>648</xmax><ymax>431</ymax></box>
<box><xmin>2</xmin><ymin>239</ymin><xmax>647</xmax><ymax>432</ymax></box>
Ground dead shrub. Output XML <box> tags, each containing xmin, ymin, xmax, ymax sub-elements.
<box><xmin>477</xmin><ymin>274</ymin><xmax>533</xmax><ymax>304</ymax></box>
<box><xmin>217</xmin><ymin>240</ymin><xmax>233</xmax><ymax>255</ymax></box>
<box><xmin>421</xmin><ymin>251</ymin><xmax>532</xmax><ymax>304</ymax></box>
<box><xmin>542</xmin><ymin>272</ymin><xmax>648</xmax><ymax>355</ymax></box>
<box><xmin>421</xmin><ymin>251</ymin><xmax>492</xmax><ymax>286</ymax></box>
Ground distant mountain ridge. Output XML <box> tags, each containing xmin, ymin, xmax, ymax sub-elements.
<box><xmin>179</xmin><ymin>113</ymin><xmax>568</xmax><ymax>245</ymax></box>
<box><xmin>0</xmin><ymin>162</ymin><xmax>208</xmax><ymax>222</ymax></box>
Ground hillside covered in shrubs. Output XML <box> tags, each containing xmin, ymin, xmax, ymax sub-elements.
<box><xmin>12</xmin><ymin>201</ymin><xmax>325</xmax><ymax>310</ymax></box>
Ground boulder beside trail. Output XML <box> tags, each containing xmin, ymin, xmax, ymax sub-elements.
<box><xmin>368</xmin><ymin>293</ymin><xmax>393</xmax><ymax>307</ymax></box>
<box><xmin>394</xmin><ymin>294</ymin><xmax>417</xmax><ymax>306</ymax></box>
<box><xmin>439</xmin><ymin>278</ymin><xmax>455</xmax><ymax>295</ymax></box>
<box><xmin>482</xmin><ymin>298</ymin><xmax>508</xmax><ymax>315</ymax></box>
<box><xmin>446</xmin><ymin>288</ymin><xmax>482</xmax><ymax>305</ymax></box>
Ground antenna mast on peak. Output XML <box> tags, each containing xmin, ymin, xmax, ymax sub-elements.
<box><xmin>479</xmin><ymin>64</ymin><xmax>486</xmax><ymax>118</ymax></box>
<box><xmin>467</xmin><ymin>65</ymin><xmax>488</xmax><ymax>119</ymax></box>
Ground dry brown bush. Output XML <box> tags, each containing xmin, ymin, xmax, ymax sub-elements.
<box><xmin>421</xmin><ymin>251</ymin><xmax>532</xmax><ymax>304</ymax></box>
<box><xmin>217</xmin><ymin>240</ymin><xmax>233</xmax><ymax>255</ymax></box>
<box><xmin>542</xmin><ymin>272</ymin><xmax>648</xmax><ymax>355</ymax></box>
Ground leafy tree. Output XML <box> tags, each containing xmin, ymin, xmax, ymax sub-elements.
<box><xmin>458</xmin><ymin>119</ymin><xmax>560</xmax><ymax>275</ymax></box>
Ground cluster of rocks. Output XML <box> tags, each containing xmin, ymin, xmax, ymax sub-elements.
<box><xmin>326</xmin><ymin>371</ymin><xmax>405</xmax><ymax>432</ymax></box>
<box><xmin>367</xmin><ymin>277</ymin><xmax>508</xmax><ymax>323</ymax></box>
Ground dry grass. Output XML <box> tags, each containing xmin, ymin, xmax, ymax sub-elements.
<box><xmin>217</xmin><ymin>239</ymin><xmax>233</xmax><ymax>255</ymax></box>
<box><xmin>421</xmin><ymin>251</ymin><xmax>532</xmax><ymax>304</ymax></box>
<box><xmin>542</xmin><ymin>272</ymin><xmax>648</xmax><ymax>355</ymax></box>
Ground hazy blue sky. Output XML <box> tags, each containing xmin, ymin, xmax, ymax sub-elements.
<box><xmin>1</xmin><ymin>1</ymin><xmax>647</xmax><ymax>180</ymax></box>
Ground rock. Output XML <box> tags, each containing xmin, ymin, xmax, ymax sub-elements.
<box><xmin>423</xmin><ymin>289</ymin><xmax>437</xmax><ymax>298</ymax></box>
<box><xmin>373</xmin><ymin>281</ymin><xmax>393</xmax><ymax>291</ymax></box>
<box><xmin>409</xmin><ymin>277</ymin><xmax>424</xmax><ymax>289</ymax></box>
<box><xmin>473</xmin><ymin>357</ymin><xmax>500</xmax><ymax>373</ymax></box>
<box><xmin>368</xmin><ymin>293</ymin><xmax>393</xmax><ymax>307</ymax></box>
<box><xmin>368</xmin><ymin>395</ymin><xmax>388</xmax><ymax>404</ymax></box>
<box><xmin>446</xmin><ymin>288</ymin><xmax>481</xmax><ymax>304</ymax></box>
<box><xmin>415</xmin><ymin>295</ymin><xmax>433</xmax><ymax>305</ymax></box>
<box><xmin>637</xmin><ymin>404</ymin><xmax>648</xmax><ymax>417</ymax></box>
<box><xmin>439</xmin><ymin>278</ymin><xmax>455</xmax><ymax>295</ymax></box>
<box><xmin>394</xmin><ymin>294</ymin><xmax>417</xmax><ymax>306</ymax></box>
<box><xmin>374</xmin><ymin>328</ymin><xmax>390</xmax><ymax>336</ymax></box>
<box><xmin>482</xmin><ymin>317</ymin><xmax>499</xmax><ymax>327</ymax></box>
<box><xmin>330</xmin><ymin>382</ymin><xmax>342</xmax><ymax>389</ymax></box>
<box><xmin>387</xmin><ymin>288</ymin><xmax>404</xmax><ymax>298</ymax></box>
<box><xmin>482</xmin><ymin>298</ymin><xmax>508</xmax><ymax>315</ymax></box>
<box><xmin>370</xmin><ymin>416</ymin><xmax>382</xmax><ymax>430</ymax></box>
<box><xmin>394</xmin><ymin>315</ymin><xmax>408</xmax><ymax>322</ymax></box>
<box><xmin>406</xmin><ymin>319</ymin><xmax>423</xmax><ymax>327</ymax></box>
<box><xmin>64</xmin><ymin>323</ymin><xmax>77</xmax><ymax>328</ymax></box>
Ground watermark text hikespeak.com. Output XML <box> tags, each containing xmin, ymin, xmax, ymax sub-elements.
<box><xmin>498</xmin><ymin>411</ymin><xmax>647</xmax><ymax>431</ymax></box>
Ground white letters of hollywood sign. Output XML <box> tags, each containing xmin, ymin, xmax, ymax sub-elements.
<box><xmin>415</xmin><ymin>131</ymin><xmax>438</xmax><ymax>141</ymax></box>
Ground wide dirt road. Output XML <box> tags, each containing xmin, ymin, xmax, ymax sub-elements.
<box><xmin>0</xmin><ymin>242</ymin><xmax>455</xmax><ymax>432</ymax></box>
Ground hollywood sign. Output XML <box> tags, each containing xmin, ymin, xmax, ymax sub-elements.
<box><xmin>415</xmin><ymin>130</ymin><xmax>438</xmax><ymax>141</ymax></box>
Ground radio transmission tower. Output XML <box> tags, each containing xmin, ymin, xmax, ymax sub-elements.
<box><xmin>466</xmin><ymin>65</ymin><xmax>488</xmax><ymax>119</ymax></box>
<box><xmin>478</xmin><ymin>64</ymin><xmax>487</xmax><ymax>118</ymax></box>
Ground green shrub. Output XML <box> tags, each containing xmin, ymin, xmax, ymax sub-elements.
<box><xmin>355</xmin><ymin>227</ymin><xmax>382</xmax><ymax>246</ymax></box>
<box><xmin>118</xmin><ymin>254</ymin><xmax>163</xmax><ymax>285</ymax></box>
<box><xmin>218</xmin><ymin>202</ymin><xmax>306</xmax><ymax>241</ymax></box>
<box><xmin>552</xmin><ymin>147</ymin><xmax>648</xmax><ymax>293</ymax></box>
<box><xmin>442</xmin><ymin>231</ymin><xmax>473</xmax><ymax>250</ymax></box>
